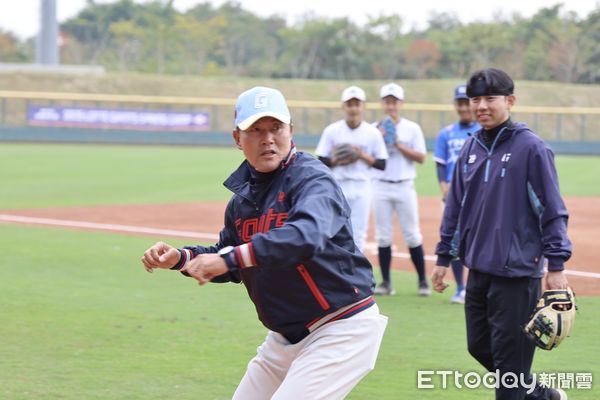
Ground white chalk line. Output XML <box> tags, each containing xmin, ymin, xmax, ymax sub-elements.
<box><xmin>1</xmin><ymin>213</ymin><xmax>599</xmax><ymax>279</ymax></box>
<box><xmin>363</xmin><ymin>240</ymin><xmax>600</xmax><ymax>279</ymax></box>
<box><xmin>0</xmin><ymin>214</ymin><xmax>219</xmax><ymax>241</ymax></box>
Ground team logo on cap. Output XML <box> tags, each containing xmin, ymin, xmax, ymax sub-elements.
<box><xmin>254</xmin><ymin>93</ymin><xmax>268</xmax><ymax>109</ymax></box>
<box><xmin>458</xmin><ymin>86</ymin><xmax>466</xmax><ymax>94</ymax></box>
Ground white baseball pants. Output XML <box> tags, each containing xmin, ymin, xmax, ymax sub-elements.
<box><xmin>373</xmin><ymin>179</ymin><xmax>423</xmax><ymax>248</ymax></box>
<box><xmin>232</xmin><ymin>304</ymin><xmax>388</xmax><ymax>400</ymax></box>
<box><xmin>337</xmin><ymin>179</ymin><xmax>372</xmax><ymax>251</ymax></box>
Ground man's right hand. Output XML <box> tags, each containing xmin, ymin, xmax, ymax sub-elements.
<box><xmin>141</xmin><ymin>241</ymin><xmax>181</xmax><ymax>273</ymax></box>
<box><xmin>431</xmin><ymin>266</ymin><xmax>450</xmax><ymax>293</ymax></box>
<box><xmin>440</xmin><ymin>181</ymin><xmax>449</xmax><ymax>203</ymax></box>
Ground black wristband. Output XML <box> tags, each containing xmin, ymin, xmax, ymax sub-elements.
<box><xmin>170</xmin><ymin>249</ymin><xmax>191</xmax><ymax>271</ymax></box>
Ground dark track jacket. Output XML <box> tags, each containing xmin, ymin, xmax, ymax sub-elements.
<box><xmin>172</xmin><ymin>147</ymin><xmax>376</xmax><ymax>337</ymax></box>
<box><xmin>435</xmin><ymin>122</ymin><xmax>572</xmax><ymax>278</ymax></box>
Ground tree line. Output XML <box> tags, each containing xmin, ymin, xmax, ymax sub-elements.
<box><xmin>0</xmin><ymin>1</ymin><xmax>598</xmax><ymax>83</ymax></box>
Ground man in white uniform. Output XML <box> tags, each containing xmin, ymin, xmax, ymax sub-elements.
<box><xmin>373</xmin><ymin>83</ymin><xmax>430</xmax><ymax>296</ymax></box>
<box><xmin>315</xmin><ymin>86</ymin><xmax>388</xmax><ymax>251</ymax></box>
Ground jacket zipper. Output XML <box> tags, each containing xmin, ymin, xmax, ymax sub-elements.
<box><xmin>297</xmin><ymin>264</ymin><xmax>331</xmax><ymax>310</ymax></box>
<box><xmin>473</xmin><ymin>126</ymin><xmax>508</xmax><ymax>183</ymax></box>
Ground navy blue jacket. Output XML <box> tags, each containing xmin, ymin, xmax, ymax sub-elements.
<box><xmin>174</xmin><ymin>148</ymin><xmax>375</xmax><ymax>336</ymax></box>
<box><xmin>435</xmin><ymin>122</ymin><xmax>572</xmax><ymax>278</ymax></box>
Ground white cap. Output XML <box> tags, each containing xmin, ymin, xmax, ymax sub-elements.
<box><xmin>379</xmin><ymin>83</ymin><xmax>404</xmax><ymax>100</ymax></box>
<box><xmin>341</xmin><ymin>86</ymin><xmax>366</xmax><ymax>102</ymax></box>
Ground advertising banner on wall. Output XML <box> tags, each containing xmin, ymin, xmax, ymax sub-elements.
<box><xmin>27</xmin><ymin>105</ymin><xmax>210</xmax><ymax>131</ymax></box>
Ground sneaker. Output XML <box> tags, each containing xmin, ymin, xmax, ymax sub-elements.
<box><xmin>549</xmin><ymin>388</ymin><xmax>568</xmax><ymax>400</ymax></box>
<box><xmin>374</xmin><ymin>281</ymin><xmax>396</xmax><ymax>296</ymax></box>
<box><xmin>451</xmin><ymin>289</ymin><xmax>466</xmax><ymax>304</ymax></box>
<box><xmin>418</xmin><ymin>281</ymin><xmax>431</xmax><ymax>297</ymax></box>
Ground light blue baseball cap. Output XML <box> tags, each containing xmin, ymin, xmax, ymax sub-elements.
<box><xmin>234</xmin><ymin>86</ymin><xmax>291</xmax><ymax>130</ymax></box>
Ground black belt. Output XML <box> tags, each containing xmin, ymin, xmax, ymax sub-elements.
<box><xmin>283</xmin><ymin>329</ymin><xmax>310</xmax><ymax>344</ymax></box>
<box><xmin>379</xmin><ymin>179</ymin><xmax>408</xmax><ymax>184</ymax></box>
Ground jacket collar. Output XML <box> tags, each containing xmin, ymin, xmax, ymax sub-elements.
<box><xmin>471</xmin><ymin>120</ymin><xmax>522</xmax><ymax>151</ymax></box>
<box><xmin>223</xmin><ymin>143</ymin><xmax>297</xmax><ymax>199</ymax></box>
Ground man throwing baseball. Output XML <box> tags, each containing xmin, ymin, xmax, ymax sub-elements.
<box><xmin>432</xmin><ymin>69</ymin><xmax>571</xmax><ymax>400</ymax></box>
<box><xmin>141</xmin><ymin>87</ymin><xmax>387</xmax><ymax>400</ymax></box>
<box><xmin>433</xmin><ymin>84</ymin><xmax>480</xmax><ymax>304</ymax></box>
<box><xmin>315</xmin><ymin>86</ymin><xmax>388</xmax><ymax>251</ymax></box>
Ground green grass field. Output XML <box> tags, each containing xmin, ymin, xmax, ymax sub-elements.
<box><xmin>1</xmin><ymin>225</ymin><xmax>598</xmax><ymax>399</ymax></box>
<box><xmin>1</xmin><ymin>143</ymin><xmax>599</xmax><ymax>209</ymax></box>
<box><xmin>1</xmin><ymin>143</ymin><xmax>599</xmax><ymax>399</ymax></box>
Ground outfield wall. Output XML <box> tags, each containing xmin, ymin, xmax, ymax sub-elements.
<box><xmin>1</xmin><ymin>90</ymin><xmax>599</xmax><ymax>154</ymax></box>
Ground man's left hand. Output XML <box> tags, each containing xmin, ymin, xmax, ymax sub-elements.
<box><xmin>181</xmin><ymin>254</ymin><xmax>228</xmax><ymax>285</ymax></box>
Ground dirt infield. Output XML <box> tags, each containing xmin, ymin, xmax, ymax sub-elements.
<box><xmin>2</xmin><ymin>196</ymin><xmax>598</xmax><ymax>295</ymax></box>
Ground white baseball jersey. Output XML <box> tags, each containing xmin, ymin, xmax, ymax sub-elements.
<box><xmin>372</xmin><ymin>117</ymin><xmax>426</xmax><ymax>249</ymax></box>
<box><xmin>376</xmin><ymin>118</ymin><xmax>426</xmax><ymax>181</ymax></box>
<box><xmin>315</xmin><ymin>119</ymin><xmax>388</xmax><ymax>181</ymax></box>
<box><xmin>315</xmin><ymin>119</ymin><xmax>387</xmax><ymax>251</ymax></box>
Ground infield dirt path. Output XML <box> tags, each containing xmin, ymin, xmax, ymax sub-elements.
<box><xmin>2</xmin><ymin>196</ymin><xmax>598</xmax><ymax>295</ymax></box>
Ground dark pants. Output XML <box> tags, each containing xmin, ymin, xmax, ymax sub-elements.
<box><xmin>465</xmin><ymin>270</ymin><xmax>553</xmax><ymax>400</ymax></box>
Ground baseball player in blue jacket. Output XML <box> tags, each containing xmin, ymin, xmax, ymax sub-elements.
<box><xmin>433</xmin><ymin>84</ymin><xmax>480</xmax><ymax>304</ymax></box>
<box><xmin>432</xmin><ymin>69</ymin><xmax>571</xmax><ymax>400</ymax></box>
<box><xmin>141</xmin><ymin>87</ymin><xmax>387</xmax><ymax>400</ymax></box>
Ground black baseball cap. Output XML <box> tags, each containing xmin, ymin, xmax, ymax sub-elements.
<box><xmin>466</xmin><ymin>68</ymin><xmax>514</xmax><ymax>98</ymax></box>
<box><xmin>454</xmin><ymin>84</ymin><xmax>469</xmax><ymax>100</ymax></box>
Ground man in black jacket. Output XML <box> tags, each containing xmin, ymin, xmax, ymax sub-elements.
<box><xmin>432</xmin><ymin>69</ymin><xmax>571</xmax><ymax>400</ymax></box>
<box><xmin>141</xmin><ymin>86</ymin><xmax>388</xmax><ymax>400</ymax></box>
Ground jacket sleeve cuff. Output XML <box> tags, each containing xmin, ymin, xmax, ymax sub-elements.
<box><xmin>436</xmin><ymin>254</ymin><xmax>453</xmax><ymax>267</ymax></box>
<box><xmin>170</xmin><ymin>249</ymin><xmax>194</xmax><ymax>276</ymax></box>
<box><xmin>547</xmin><ymin>257</ymin><xmax>565</xmax><ymax>271</ymax></box>
<box><xmin>233</xmin><ymin>243</ymin><xmax>258</xmax><ymax>269</ymax></box>
<box><xmin>219</xmin><ymin>243</ymin><xmax>258</xmax><ymax>272</ymax></box>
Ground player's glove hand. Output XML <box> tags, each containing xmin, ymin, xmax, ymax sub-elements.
<box><xmin>332</xmin><ymin>143</ymin><xmax>360</xmax><ymax>166</ymax></box>
<box><xmin>377</xmin><ymin>117</ymin><xmax>397</xmax><ymax>146</ymax></box>
<box><xmin>524</xmin><ymin>287</ymin><xmax>577</xmax><ymax>350</ymax></box>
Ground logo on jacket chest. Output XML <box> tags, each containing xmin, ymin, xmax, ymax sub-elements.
<box><xmin>236</xmin><ymin>207</ymin><xmax>288</xmax><ymax>243</ymax></box>
<box><xmin>277</xmin><ymin>191</ymin><xmax>286</xmax><ymax>203</ymax></box>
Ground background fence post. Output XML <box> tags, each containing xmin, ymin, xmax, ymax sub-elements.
<box><xmin>1</xmin><ymin>98</ymin><xmax>6</xmax><ymax>126</ymax></box>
